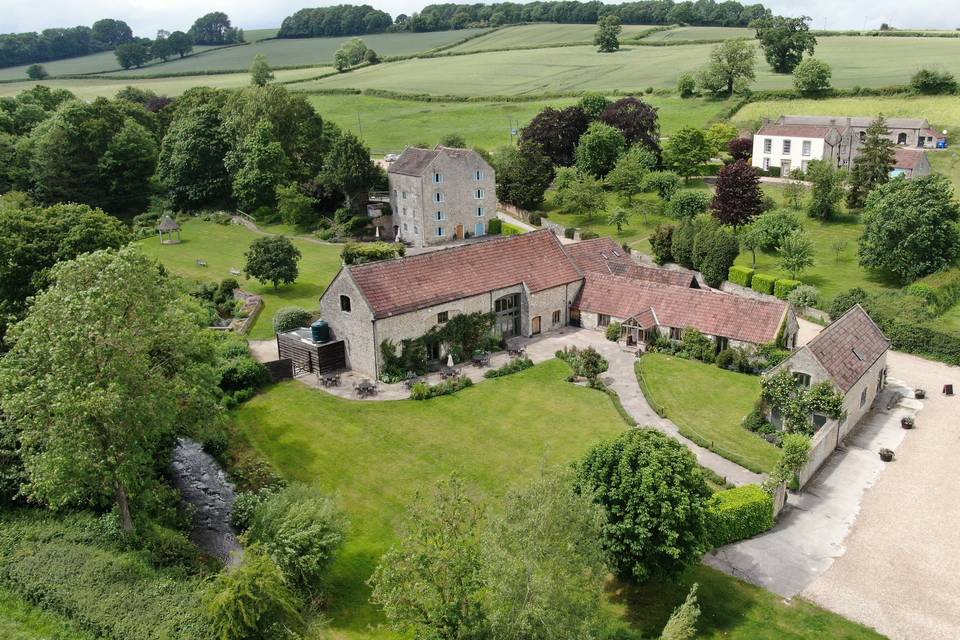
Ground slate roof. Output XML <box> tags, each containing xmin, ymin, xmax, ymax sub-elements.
<box><xmin>347</xmin><ymin>230</ymin><xmax>583</xmax><ymax>319</ymax></box>
<box><xmin>388</xmin><ymin>147</ymin><xmax>440</xmax><ymax>176</ymax></box>
<box><xmin>894</xmin><ymin>148</ymin><xmax>927</xmax><ymax>170</ymax></box>
<box><xmin>563</xmin><ymin>237</ymin><xmax>698</xmax><ymax>288</ymax></box>
<box><xmin>573</xmin><ymin>273</ymin><xmax>788</xmax><ymax>345</ymax></box>
<box><xmin>157</xmin><ymin>215</ymin><xmax>180</xmax><ymax>231</ymax></box>
<box><xmin>757</xmin><ymin>124</ymin><xmax>836</xmax><ymax>138</ymax></box>
<box><xmin>778</xmin><ymin>115</ymin><xmax>930</xmax><ymax>130</ymax></box>
<box><xmin>804</xmin><ymin>304</ymin><xmax>889</xmax><ymax>392</ymax></box>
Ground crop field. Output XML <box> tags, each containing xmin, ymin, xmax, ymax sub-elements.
<box><xmin>245</xmin><ymin>28</ymin><xmax>280</xmax><ymax>41</ymax></box>
<box><xmin>0</xmin><ymin>46</ymin><xmax>223</xmax><ymax>81</ymax></box>
<box><xmin>307</xmin><ymin>93</ymin><xmax>733</xmax><ymax>154</ymax></box>
<box><xmin>641</xmin><ymin>26</ymin><xmax>754</xmax><ymax>41</ymax></box>
<box><xmin>734</xmin><ymin>95</ymin><xmax>960</xmax><ymax>132</ymax></box>
<box><xmin>290</xmin><ymin>36</ymin><xmax>960</xmax><ymax>96</ymax></box>
<box><xmin>446</xmin><ymin>22</ymin><xmax>658</xmax><ymax>51</ymax></box>
<box><xmin>0</xmin><ymin>67</ymin><xmax>329</xmax><ymax>99</ymax></box>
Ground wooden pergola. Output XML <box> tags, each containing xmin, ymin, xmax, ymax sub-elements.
<box><xmin>157</xmin><ymin>215</ymin><xmax>181</xmax><ymax>244</ymax></box>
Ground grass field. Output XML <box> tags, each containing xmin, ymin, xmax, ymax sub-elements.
<box><xmin>0</xmin><ymin>46</ymin><xmax>223</xmax><ymax>81</ymax></box>
<box><xmin>641</xmin><ymin>26</ymin><xmax>754</xmax><ymax>42</ymax></box>
<box><xmin>290</xmin><ymin>36</ymin><xmax>960</xmax><ymax>96</ymax></box>
<box><xmin>636</xmin><ymin>353</ymin><xmax>778</xmax><ymax>473</ymax></box>
<box><xmin>0</xmin><ymin>67</ymin><xmax>329</xmax><ymax>99</ymax></box>
<box><xmin>136</xmin><ymin>219</ymin><xmax>342</xmax><ymax>340</ymax></box>
<box><xmin>0</xmin><ymin>586</ymin><xmax>93</xmax><ymax>640</ymax></box>
<box><xmin>235</xmin><ymin>360</ymin><xmax>630</xmax><ymax>637</ymax></box>
<box><xmin>307</xmin><ymin>93</ymin><xmax>733</xmax><ymax>154</ymax></box>
<box><xmin>446</xmin><ymin>22</ymin><xmax>658</xmax><ymax>52</ymax></box>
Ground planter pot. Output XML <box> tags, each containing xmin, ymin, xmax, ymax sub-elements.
<box><xmin>915</xmin><ymin>388</ymin><xmax>926</xmax><ymax>399</ymax></box>
<box><xmin>879</xmin><ymin>448</ymin><xmax>894</xmax><ymax>462</ymax></box>
<box><xmin>901</xmin><ymin>417</ymin><xmax>915</xmax><ymax>429</ymax></box>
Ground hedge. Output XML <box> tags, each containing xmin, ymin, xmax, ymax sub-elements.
<box><xmin>706</xmin><ymin>484</ymin><xmax>775</xmax><ymax>548</ymax></box>
<box><xmin>483</xmin><ymin>356</ymin><xmax>533</xmax><ymax>378</ymax></box>
<box><xmin>487</xmin><ymin>218</ymin><xmax>503</xmax><ymax>234</ymax></box>
<box><xmin>774</xmin><ymin>279</ymin><xmax>802</xmax><ymax>300</ymax></box>
<box><xmin>410</xmin><ymin>375</ymin><xmax>473</xmax><ymax>399</ymax></box>
<box><xmin>751</xmin><ymin>273</ymin><xmax>777</xmax><ymax>295</ymax></box>
<box><xmin>728</xmin><ymin>265</ymin><xmax>754</xmax><ymax>287</ymax></box>
<box><xmin>907</xmin><ymin>268</ymin><xmax>960</xmax><ymax>313</ymax></box>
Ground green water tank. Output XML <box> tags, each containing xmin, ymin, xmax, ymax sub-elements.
<box><xmin>311</xmin><ymin>319</ymin><xmax>330</xmax><ymax>343</ymax></box>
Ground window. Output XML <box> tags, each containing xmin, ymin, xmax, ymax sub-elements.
<box><xmin>802</xmin><ymin>140</ymin><xmax>811</xmax><ymax>156</ymax></box>
<box><xmin>414</xmin><ymin>225</ymin><xmax>419</xmax><ymax>235</ymax></box>
<box><xmin>860</xmin><ymin>387</ymin><xmax>868</xmax><ymax>407</ymax></box>
<box><xmin>782</xmin><ymin>139</ymin><xmax>792</xmax><ymax>154</ymax></box>
<box><xmin>339</xmin><ymin>295</ymin><xmax>351</xmax><ymax>312</ymax></box>
<box><xmin>437</xmin><ymin>311</ymin><xmax>449</xmax><ymax>323</ymax></box>
<box><xmin>475</xmin><ymin>188</ymin><xmax>485</xmax><ymax>199</ymax></box>
<box><xmin>434</xmin><ymin>192</ymin><xmax>444</xmax><ymax>203</ymax></box>
<box><xmin>476</xmin><ymin>207</ymin><xmax>485</xmax><ymax>217</ymax></box>
<box><xmin>402</xmin><ymin>207</ymin><xmax>407</xmax><ymax>217</ymax></box>
<box><xmin>716</xmin><ymin>337</ymin><xmax>729</xmax><ymax>352</ymax></box>
<box><xmin>794</xmin><ymin>372</ymin><xmax>812</xmax><ymax>387</ymax></box>
<box><xmin>669</xmin><ymin>327</ymin><xmax>682</xmax><ymax>340</ymax></box>
<box><xmin>762</xmin><ymin>157</ymin><xmax>770</xmax><ymax>170</ymax></box>
<box><xmin>597</xmin><ymin>314</ymin><xmax>611</xmax><ymax>327</ymax></box>
<box><xmin>475</xmin><ymin>170</ymin><xmax>484</xmax><ymax>180</ymax></box>
<box><xmin>763</xmin><ymin>138</ymin><xmax>772</xmax><ymax>153</ymax></box>
<box><xmin>897</xmin><ymin>132</ymin><xmax>907</xmax><ymax>145</ymax></box>
<box><xmin>858</xmin><ymin>131</ymin><xmax>866</xmax><ymax>143</ymax></box>
<box><xmin>427</xmin><ymin>341</ymin><xmax>441</xmax><ymax>360</ymax></box>
<box><xmin>433</xmin><ymin>172</ymin><xmax>443</xmax><ymax>183</ymax></box>
<box><xmin>552</xmin><ymin>310</ymin><xmax>561</xmax><ymax>325</ymax></box>
<box><xmin>402</xmin><ymin>223</ymin><xmax>408</xmax><ymax>231</ymax></box>
<box><xmin>435</xmin><ymin>226</ymin><xmax>444</xmax><ymax>237</ymax></box>
<box><xmin>434</xmin><ymin>211</ymin><xmax>446</xmax><ymax>221</ymax></box>
<box><xmin>812</xmin><ymin>414</ymin><xmax>827</xmax><ymax>430</ymax></box>
<box><xmin>401</xmin><ymin>191</ymin><xmax>407</xmax><ymax>200</ymax></box>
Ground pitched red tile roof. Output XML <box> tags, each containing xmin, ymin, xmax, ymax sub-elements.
<box><xmin>805</xmin><ymin>304</ymin><xmax>889</xmax><ymax>392</ymax></box>
<box><xmin>348</xmin><ymin>230</ymin><xmax>582</xmax><ymax>318</ymax></box>
<box><xmin>573</xmin><ymin>273</ymin><xmax>788</xmax><ymax>345</ymax></box>
<box><xmin>894</xmin><ymin>148</ymin><xmax>927</xmax><ymax>170</ymax></box>
<box><xmin>564</xmin><ymin>237</ymin><xmax>698</xmax><ymax>288</ymax></box>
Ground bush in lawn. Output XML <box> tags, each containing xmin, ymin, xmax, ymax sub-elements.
<box><xmin>205</xmin><ymin>545</ymin><xmax>304</xmax><ymax>640</ymax></box>
<box><xmin>705</xmin><ymin>484</ymin><xmax>774</xmax><ymax>547</ymax></box>
<box><xmin>272</xmin><ymin>307</ymin><xmax>312</xmax><ymax>333</ymax></box>
<box><xmin>605</xmin><ymin>321</ymin><xmax>622</xmax><ymax>342</ymax></box>
<box><xmin>750</xmin><ymin>209</ymin><xmax>802</xmax><ymax>251</ymax></box>
<box><xmin>715</xmin><ymin>348</ymin><xmax>736</xmax><ymax>370</ymax></box>
<box><xmin>787</xmin><ymin>284</ymin><xmax>820</xmax><ymax>308</ymax></box>
<box><xmin>341</xmin><ymin>241</ymin><xmax>404</xmax><ymax>265</ymax></box>
<box><xmin>483</xmin><ymin>357</ymin><xmax>533</xmax><ymax>379</ymax></box>
<box><xmin>669</xmin><ymin>191</ymin><xmax>710</xmax><ymax>219</ymax></box>
<box><xmin>773</xmin><ymin>279</ymin><xmax>801</xmax><ymax>300</ymax></box>
<box><xmin>728</xmin><ymin>265</ymin><xmax>754</xmax><ymax>287</ymax></box>
<box><xmin>487</xmin><ymin>218</ymin><xmax>503</xmax><ymax>234</ymax></box>
<box><xmin>650</xmin><ymin>224</ymin><xmax>675</xmax><ymax>265</ymax></box>
<box><xmin>575</xmin><ymin>429</ymin><xmax>711</xmax><ymax>582</ymax></box>
<box><xmin>246</xmin><ymin>483</ymin><xmax>347</xmax><ymax>596</ymax></box>
<box><xmin>751</xmin><ymin>273</ymin><xmax>777</xmax><ymax>295</ymax></box>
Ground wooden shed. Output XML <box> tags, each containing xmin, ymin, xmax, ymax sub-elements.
<box><xmin>276</xmin><ymin>328</ymin><xmax>346</xmax><ymax>376</ymax></box>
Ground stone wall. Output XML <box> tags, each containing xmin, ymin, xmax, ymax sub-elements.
<box><xmin>319</xmin><ymin>270</ymin><xmax>378</xmax><ymax>376</ymax></box>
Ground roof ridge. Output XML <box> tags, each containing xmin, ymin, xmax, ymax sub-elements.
<box><xmin>807</xmin><ymin>303</ymin><xmax>888</xmax><ymax>350</ymax></box>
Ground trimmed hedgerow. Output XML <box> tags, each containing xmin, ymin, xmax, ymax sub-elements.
<box><xmin>483</xmin><ymin>356</ymin><xmax>533</xmax><ymax>379</ymax></box>
<box><xmin>774</xmin><ymin>279</ymin><xmax>802</xmax><ymax>300</ymax></box>
<box><xmin>410</xmin><ymin>375</ymin><xmax>473</xmax><ymax>399</ymax></box>
<box><xmin>273</xmin><ymin>307</ymin><xmax>312</xmax><ymax>333</ymax></box>
<box><xmin>751</xmin><ymin>273</ymin><xmax>777</xmax><ymax>295</ymax></box>
<box><xmin>487</xmin><ymin>218</ymin><xmax>503</xmax><ymax>235</ymax></box>
<box><xmin>705</xmin><ymin>484</ymin><xmax>774</xmax><ymax>548</ymax></box>
<box><xmin>728</xmin><ymin>265</ymin><xmax>754</xmax><ymax>287</ymax></box>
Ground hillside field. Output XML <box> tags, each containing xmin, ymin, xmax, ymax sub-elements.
<box><xmin>0</xmin><ymin>45</ymin><xmax>223</xmax><ymax>81</ymax></box>
<box><xmin>307</xmin><ymin>93</ymin><xmax>733</xmax><ymax>155</ymax></box>
<box><xmin>734</xmin><ymin>95</ymin><xmax>960</xmax><ymax>132</ymax></box>
<box><xmin>641</xmin><ymin>25</ymin><xmax>754</xmax><ymax>41</ymax></box>
<box><xmin>446</xmin><ymin>22</ymin><xmax>658</xmax><ymax>51</ymax></box>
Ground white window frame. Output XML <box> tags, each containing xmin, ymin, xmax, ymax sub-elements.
<box><xmin>476</xmin><ymin>207</ymin><xmax>485</xmax><ymax>217</ymax></box>
<box><xmin>763</xmin><ymin>138</ymin><xmax>772</xmax><ymax>153</ymax></box>
<box><xmin>475</xmin><ymin>170</ymin><xmax>485</xmax><ymax>180</ymax></box>
<box><xmin>802</xmin><ymin>140</ymin><xmax>811</xmax><ymax>157</ymax></box>
<box><xmin>782</xmin><ymin>139</ymin><xmax>792</xmax><ymax>154</ymax></box>
<box><xmin>433</xmin><ymin>172</ymin><xmax>443</xmax><ymax>183</ymax></box>
<box><xmin>552</xmin><ymin>310</ymin><xmax>561</xmax><ymax>325</ymax></box>
<box><xmin>435</xmin><ymin>226</ymin><xmax>444</xmax><ymax>237</ymax></box>
<box><xmin>434</xmin><ymin>210</ymin><xmax>446</xmax><ymax>221</ymax></box>
<box><xmin>401</xmin><ymin>191</ymin><xmax>407</xmax><ymax>200</ymax></box>
<box><xmin>434</xmin><ymin>192</ymin><xmax>444</xmax><ymax>203</ymax></box>
<box><xmin>474</xmin><ymin>188</ymin><xmax>484</xmax><ymax>199</ymax></box>
<box><xmin>597</xmin><ymin>313</ymin><xmax>611</xmax><ymax>328</ymax></box>
<box><xmin>762</xmin><ymin>157</ymin><xmax>770</xmax><ymax>170</ymax></box>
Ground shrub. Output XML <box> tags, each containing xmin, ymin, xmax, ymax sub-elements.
<box><xmin>231</xmin><ymin>487</ymin><xmax>278</xmax><ymax>532</ymax></box>
<box><xmin>750</xmin><ymin>210</ymin><xmax>802</xmax><ymax>251</ymax></box>
<box><xmin>696</xmin><ymin>226</ymin><xmax>739</xmax><ymax>288</ymax></box>
<box><xmin>246</xmin><ymin>484</ymin><xmax>347</xmax><ymax>596</ymax></box>
<box><xmin>677</xmin><ymin>72</ymin><xmax>697</xmax><ymax>97</ymax></box>
<box><xmin>557</xmin><ymin>346</ymin><xmax>608</xmax><ymax>380</ymax></box>
<box><xmin>715</xmin><ymin>348</ymin><xmax>735</xmax><ymax>370</ymax></box>
<box><xmin>910</xmin><ymin>68</ymin><xmax>958</xmax><ymax>95</ymax></box>
<box><xmin>528</xmin><ymin>211</ymin><xmax>542</xmax><ymax>225</ymax></box>
<box><xmin>272</xmin><ymin>306</ymin><xmax>312</xmax><ymax>333</ymax></box>
<box><xmin>605</xmin><ymin>321</ymin><xmax>622</xmax><ymax>342</ymax></box>
<box><xmin>751</xmin><ymin>273</ymin><xmax>777</xmax><ymax>295</ymax></box>
<box><xmin>219</xmin><ymin>357</ymin><xmax>270</xmax><ymax>394</ymax></box>
<box><xmin>705</xmin><ymin>485</ymin><xmax>774</xmax><ymax>548</ymax></box>
<box><xmin>650</xmin><ymin>224</ymin><xmax>675</xmax><ymax>265</ymax></box>
<box><xmin>774</xmin><ymin>279</ymin><xmax>801</xmax><ymax>300</ymax></box>
<box><xmin>669</xmin><ymin>191</ymin><xmax>710</xmax><ymax>219</ymax></box>
<box><xmin>643</xmin><ymin>171</ymin><xmax>681</xmax><ymax>201</ymax></box>
<box><xmin>564</xmin><ymin>227</ymin><xmax>576</xmax><ymax>239</ymax></box>
<box><xmin>681</xmin><ymin>328</ymin><xmax>715</xmax><ymax>363</ymax></box>
<box><xmin>909</xmin><ymin>268</ymin><xmax>960</xmax><ymax>313</ymax></box>
<box><xmin>205</xmin><ymin>546</ymin><xmax>304</xmax><ymax>640</ymax></box>
<box><xmin>580</xmin><ymin>230</ymin><xmax>599</xmax><ymax>240</ymax></box>
<box><xmin>483</xmin><ymin>356</ymin><xmax>533</xmax><ymax>378</ymax></box>
<box><xmin>671</xmin><ymin>220</ymin><xmax>696</xmax><ymax>268</ymax></box>
<box><xmin>341</xmin><ymin>241</ymin><xmax>404</xmax><ymax>265</ymax></box>
<box><xmin>742</xmin><ymin>408</ymin><xmax>773</xmax><ymax>433</ymax></box>
<box><xmin>410</xmin><ymin>375</ymin><xmax>473</xmax><ymax>400</ymax></box>
<box><xmin>828</xmin><ymin>287</ymin><xmax>870</xmax><ymax>320</ymax></box>
<box><xmin>728</xmin><ymin>265</ymin><xmax>754</xmax><ymax>287</ymax></box>
<box><xmin>141</xmin><ymin>523</ymin><xmax>202</xmax><ymax>569</ymax></box>
<box><xmin>487</xmin><ymin>218</ymin><xmax>503</xmax><ymax>234</ymax></box>
<box><xmin>787</xmin><ymin>284</ymin><xmax>820</xmax><ymax>308</ymax></box>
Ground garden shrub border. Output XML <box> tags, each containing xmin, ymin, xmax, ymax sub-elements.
<box><xmin>728</xmin><ymin>265</ymin><xmax>754</xmax><ymax>287</ymax></box>
<box><xmin>774</xmin><ymin>279</ymin><xmax>801</xmax><ymax>300</ymax></box>
<box><xmin>483</xmin><ymin>356</ymin><xmax>533</xmax><ymax>378</ymax></box>
<box><xmin>751</xmin><ymin>273</ymin><xmax>777</xmax><ymax>295</ymax></box>
<box><xmin>410</xmin><ymin>375</ymin><xmax>473</xmax><ymax>399</ymax></box>
<box><xmin>706</xmin><ymin>484</ymin><xmax>775</xmax><ymax>548</ymax></box>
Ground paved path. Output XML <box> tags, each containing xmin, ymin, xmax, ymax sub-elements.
<box><xmin>231</xmin><ymin>215</ymin><xmax>336</xmax><ymax>246</ymax></box>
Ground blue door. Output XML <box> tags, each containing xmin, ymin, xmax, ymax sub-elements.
<box><xmin>475</xmin><ymin>222</ymin><xmax>485</xmax><ymax>237</ymax></box>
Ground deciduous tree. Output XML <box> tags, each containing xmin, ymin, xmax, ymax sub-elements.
<box><xmin>792</xmin><ymin>57</ymin><xmax>832</xmax><ymax>95</ymax></box>
<box><xmin>520</xmin><ymin>106</ymin><xmax>590</xmax><ymax>166</ymax></box>
<box><xmin>575</xmin><ymin>121</ymin><xmax>626</xmax><ymax>178</ymax></box>
<box><xmin>594</xmin><ymin>15</ymin><xmax>622</xmax><ymax>52</ymax></box>
<box><xmin>157</xmin><ymin>103</ymin><xmax>231</xmax><ymax>210</ymax></box>
<box><xmin>778</xmin><ymin>230</ymin><xmax>815</xmax><ymax>279</ymax></box>
<box><xmin>598</xmin><ymin>96</ymin><xmax>660</xmax><ymax>156</ymax></box>
<box><xmin>696</xmin><ymin>39</ymin><xmax>756</xmax><ymax>96</ymax></box>
<box><xmin>806</xmin><ymin>159</ymin><xmax>845</xmax><ymax>220</ymax></box>
<box><xmin>605</xmin><ymin>144</ymin><xmax>654</xmax><ymax>205</ymax></box>
<box><xmin>846</xmin><ymin>116</ymin><xmax>896</xmax><ymax>209</ymax></box>
<box><xmin>114</xmin><ymin>42</ymin><xmax>151</xmax><ymax>69</ymax></box>
<box><xmin>728</xmin><ymin>137</ymin><xmax>753</xmax><ymax>161</ymax></box>
<box><xmin>558</xmin><ymin>173</ymin><xmax>606</xmax><ymax>220</ymax></box>
<box><xmin>250</xmin><ymin>54</ymin><xmax>274</xmax><ymax>86</ymax></box>
<box><xmin>665</xmin><ymin>126</ymin><xmax>712</xmax><ymax>179</ymax></box>
<box><xmin>710</xmin><ymin>159</ymin><xmax>764</xmax><ymax>226</ymax></box>
<box><xmin>751</xmin><ymin>15</ymin><xmax>817</xmax><ymax>73</ymax></box>
<box><xmin>492</xmin><ymin>141</ymin><xmax>554</xmax><ymax>210</ymax></box>
<box><xmin>317</xmin><ymin>132</ymin><xmax>381</xmax><ymax>211</ymax></box>
<box><xmin>244</xmin><ymin>235</ymin><xmax>302</xmax><ymax>289</ymax></box>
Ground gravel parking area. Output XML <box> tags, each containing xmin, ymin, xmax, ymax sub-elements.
<box><xmin>802</xmin><ymin>349</ymin><xmax>960</xmax><ymax>640</ymax></box>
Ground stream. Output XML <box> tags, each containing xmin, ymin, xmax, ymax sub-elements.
<box><xmin>168</xmin><ymin>438</ymin><xmax>243</xmax><ymax>566</ymax></box>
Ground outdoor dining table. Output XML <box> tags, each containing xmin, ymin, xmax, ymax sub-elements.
<box><xmin>321</xmin><ymin>373</ymin><xmax>341</xmax><ymax>387</ymax></box>
<box><xmin>508</xmin><ymin>347</ymin><xmax>526</xmax><ymax>358</ymax></box>
<box><xmin>471</xmin><ymin>352</ymin><xmax>491</xmax><ymax>367</ymax></box>
<box><xmin>356</xmin><ymin>380</ymin><xmax>377</xmax><ymax>397</ymax></box>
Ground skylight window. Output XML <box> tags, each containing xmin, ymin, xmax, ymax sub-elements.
<box><xmin>852</xmin><ymin>348</ymin><xmax>864</xmax><ymax>361</ymax></box>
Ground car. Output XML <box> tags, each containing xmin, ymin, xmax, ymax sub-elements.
<box><xmin>384</xmin><ymin>153</ymin><xmax>399</xmax><ymax>162</ymax></box>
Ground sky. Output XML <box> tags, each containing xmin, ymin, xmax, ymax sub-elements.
<box><xmin>1</xmin><ymin>0</ymin><xmax>955</xmax><ymax>36</ymax></box>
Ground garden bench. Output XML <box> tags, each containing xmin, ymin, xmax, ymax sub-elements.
<box><xmin>196</xmin><ymin>259</ymin><xmax>207</xmax><ymax>267</ymax></box>
<box><xmin>230</xmin><ymin>268</ymin><xmax>242</xmax><ymax>276</ymax></box>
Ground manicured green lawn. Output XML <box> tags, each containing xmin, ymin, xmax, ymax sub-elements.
<box><xmin>636</xmin><ymin>353</ymin><xmax>777</xmax><ymax>473</ymax></box>
<box><xmin>0</xmin><ymin>586</ymin><xmax>94</xmax><ymax>640</ymax></box>
<box><xmin>611</xmin><ymin>564</ymin><xmax>884</xmax><ymax>640</ymax></box>
<box><xmin>233</xmin><ymin>360</ymin><xmax>630</xmax><ymax>638</ymax></box>
<box><xmin>137</xmin><ymin>219</ymin><xmax>342</xmax><ymax>340</ymax></box>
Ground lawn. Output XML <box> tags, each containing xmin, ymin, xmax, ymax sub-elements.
<box><xmin>0</xmin><ymin>586</ymin><xmax>94</xmax><ymax>640</ymax></box>
<box><xmin>636</xmin><ymin>353</ymin><xmax>778</xmax><ymax>473</ymax></box>
<box><xmin>136</xmin><ymin>219</ymin><xmax>342</xmax><ymax>340</ymax></box>
<box><xmin>446</xmin><ymin>22</ymin><xmax>658</xmax><ymax>52</ymax></box>
<box><xmin>233</xmin><ymin>360</ymin><xmax>631</xmax><ymax>637</ymax></box>
<box><xmin>306</xmin><ymin>93</ymin><xmax>732</xmax><ymax>155</ymax></box>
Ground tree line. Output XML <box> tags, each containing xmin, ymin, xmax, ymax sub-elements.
<box><xmin>277</xmin><ymin>0</ymin><xmax>770</xmax><ymax>37</ymax></box>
